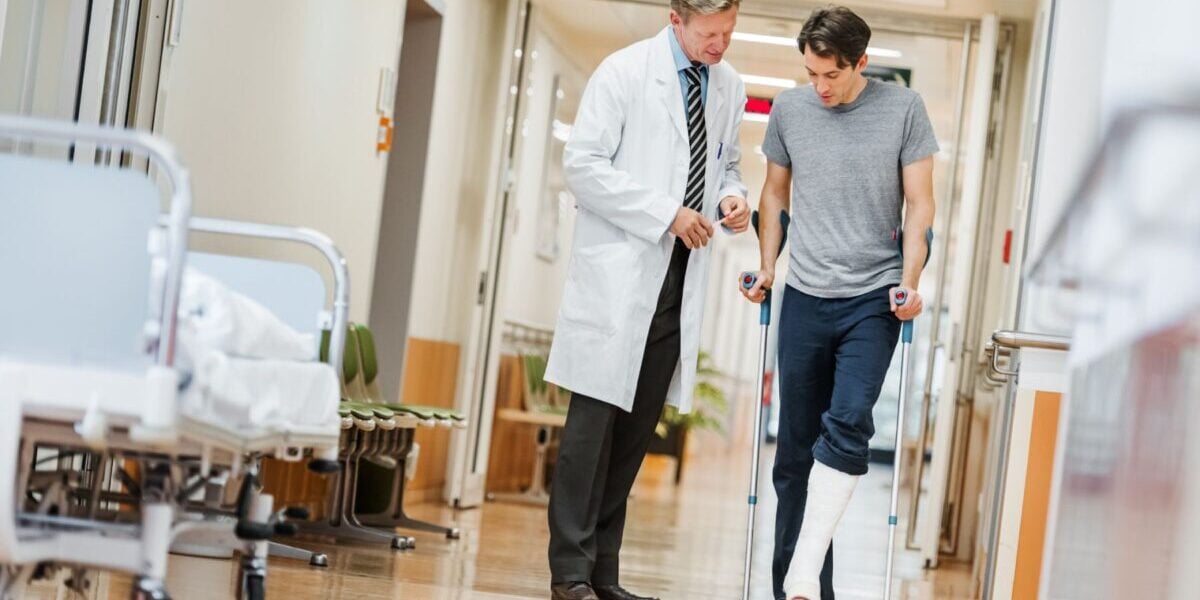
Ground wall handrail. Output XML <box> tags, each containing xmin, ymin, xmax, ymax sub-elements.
<box><xmin>991</xmin><ymin>330</ymin><xmax>1071</xmax><ymax>352</ymax></box>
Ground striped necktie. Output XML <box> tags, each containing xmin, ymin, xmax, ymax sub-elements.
<box><xmin>683</xmin><ymin>65</ymin><xmax>706</xmax><ymax>212</ymax></box>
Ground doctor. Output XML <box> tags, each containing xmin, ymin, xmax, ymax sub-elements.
<box><xmin>544</xmin><ymin>2</ymin><xmax>749</xmax><ymax>600</ymax></box>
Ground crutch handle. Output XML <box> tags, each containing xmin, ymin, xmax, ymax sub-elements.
<box><xmin>739</xmin><ymin>272</ymin><xmax>773</xmax><ymax>324</ymax></box>
<box><xmin>891</xmin><ymin>286</ymin><xmax>915</xmax><ymax>341</ymax></box>
<box><xmin>891</xmin><ymin>288</ymin><xmax>915</xmax><ymax>343</ymax></box>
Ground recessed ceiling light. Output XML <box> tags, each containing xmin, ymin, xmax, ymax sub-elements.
<box><xmin>868</xmin><ymin>47</ymin><xmax>903</xmax><ymax>58</ymax></box>
<box><xmin>732</xmin><ymin>32</ymin><xmax>903</xmax><ymax>58</ymax></box>
<box><xmin>741</xmin><ymin>74</ymin><xmax>796</xmax><ymax>89</ymax></box>
<box><xmin>732</xmin><ymin>32</ymin><xmax>794</xmax><ymax>47</ymax></box>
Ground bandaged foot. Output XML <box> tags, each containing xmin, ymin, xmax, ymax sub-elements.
<box><xmin>783</xmin><ymin>460</ymin><xmax>860</xmax><ymax>599</ymax></box>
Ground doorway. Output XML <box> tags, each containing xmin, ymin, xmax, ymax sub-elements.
<box><xmin>369</xmin><ymin>0</ymin><xmax>446</xmax><ymax>407</ymax></box>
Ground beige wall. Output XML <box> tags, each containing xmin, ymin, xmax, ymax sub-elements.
<box><xmin>157</xmin><ymin>1</ymin><xmax>407</xmax><ymax>323</ymax></box>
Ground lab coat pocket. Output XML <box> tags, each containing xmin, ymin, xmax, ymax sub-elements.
<box><xmin>560</xmin><ymin>242</ymin><xmax>630</xmax><ymax>336</ymax></box>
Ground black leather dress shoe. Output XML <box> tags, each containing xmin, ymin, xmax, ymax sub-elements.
<box><xmin>551</xmin><ymin>582</ymin><xmax>600</xmax><ymax>600</ymax></box>
<box><xmin>594</xmin><ymin>584</ymin><xmax>660</xmax><ymax>600</ymax></box>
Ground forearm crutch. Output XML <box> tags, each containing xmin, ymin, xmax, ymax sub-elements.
<box><xmin>883</xmin><ymin>289</ymin><xmax>913</xmax><ymax>600</ymax></box>
<box><xmin>739</xmin><ymin>210</ymin><xmax>790</xmax><ymax>600</ymax></box>
<box><xmin>884</xmin><ymin>228</ymin><xmax>932</xmax><ymax>600</ymax></box>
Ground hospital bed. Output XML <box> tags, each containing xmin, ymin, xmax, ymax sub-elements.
<box><xmin>167</xmin><ymin>216</ymin><xmax>355</xmax><ymax>577</ymax></box>
<box><xmin>0</xmin><ymin>115</ymin><xmax>343</xmax><ymax>599</ymax></box>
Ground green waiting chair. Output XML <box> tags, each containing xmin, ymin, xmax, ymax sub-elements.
<box><xmin>350</xmin><ymin>323</ymin><xmax>463</xmax><ymax>540</ymax></box>
<box><xmin>293</xmin><ymin>329</ymin><xmax>415</xmax><ymax>550</ymax></box>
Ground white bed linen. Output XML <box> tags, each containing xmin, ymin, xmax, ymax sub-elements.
<box><xmin>183</xmin><ymin>350</ymin><xmax>338</xmax><ymax>431</ymax></box>
<box><xmin>176</xmin><ymin>268</ymin><xmax>317</xmax><ymax>372</ymax></box>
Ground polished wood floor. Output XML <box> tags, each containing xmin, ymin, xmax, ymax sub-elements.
<box><xmin>33</xmin><ymin>437</ymin><xmax>974</xmax><ymax>599</ymax></box>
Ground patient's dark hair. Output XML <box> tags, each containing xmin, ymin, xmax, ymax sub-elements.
<box><xmin>797</xmin><ymin>6</ymin><xmax>872</xmax><ymax>69</ymax></box>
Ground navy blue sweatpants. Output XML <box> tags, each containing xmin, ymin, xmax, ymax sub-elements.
<box><xmin>771</xmin><ymin>284</ymin><xmax>901</xmax><ymax>600</ymax></box>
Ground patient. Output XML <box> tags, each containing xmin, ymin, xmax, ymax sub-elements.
<box><xmin>738</xmin><ymin>6</ymin><xmax>937</xmax><ymax>599</ymax></box>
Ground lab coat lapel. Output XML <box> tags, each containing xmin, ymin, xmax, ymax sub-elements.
<box><xmin>653</xmin><ymin>28</ymin><xmax>688</xmax><ymax>143</ymax></box>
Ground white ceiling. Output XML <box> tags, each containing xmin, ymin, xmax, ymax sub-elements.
<box><xmin>604</xmin><ymin>0</ymin><xmax>1036</xmax><ymax>23</ymax></box>
<box><xmin>533</xmin><ymin>0</ymin><xmax>971</xmax><ymax>160</ymax></box>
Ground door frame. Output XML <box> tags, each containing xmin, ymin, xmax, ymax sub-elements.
<box><xmin>445</xmin><ymin>0</ymin><xmax>531</xmax><ymax>509</ymax></box>
<box><xmin>917</xmin><ymin>13</ymin><xmax>1002</xmax><ymax>569</ymax></box>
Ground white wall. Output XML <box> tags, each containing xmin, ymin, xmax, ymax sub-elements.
<box><xmin>1015</xmin><ymin>0</ymin><xmax>1200</xmax><ymax>337</ymax></box>
<box><xmin>1016</xmin><ymin>0</ymin><xmax>1111</xmax><ymax>335</ymax></box>
<box><xmin>1022</xmin><ymin>0</ymin><xmax>1200</xmax><ymax>597</ymax></box>
<box><xmin>157</xmin><ymin>1</ymin><xmax>406</xmax><ymax>323</ymax></box>
<box><xmin>1099</xmin><ymin>0</ymin><xmax>1200</xmax><ymax>118</ymax></box>
<box><xmin>497</xmin><ymin>25</ymin><xmax>585</xmax><ymax>331</ymax></box>
<box><xmin>405</xmin><ymin>0</ymin><xmax>513</xmax><ymax>344</ymax></box>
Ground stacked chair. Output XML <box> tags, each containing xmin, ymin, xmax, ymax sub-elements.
<box><xmin>486</xmin><ymin>352</ymin><xmax>568</xmax><ymax>505</ymax></box>
<box><xmin>352</xmin><ymin>325</ymin><xmax>464</xmax><ymax>539</ymax></box>
<box><xmin>298</xmin><ymin>324</ymin><xmax>464</xmax><ymax>549</ymax></box>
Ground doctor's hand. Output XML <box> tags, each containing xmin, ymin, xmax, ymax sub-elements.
<box><xmin>671</xmin><ymin>207</ymin><xmax>714</xmax><ymax>249</ymax></box>
<box><xmin>739</xmin><ymin>269</ymin><xmax>774</xmax><ymax>304</ymax></box>
<box><xmin>718</xmin><ymin>196</ymin><xmax>750</xmax><ymax>233</ymax></box>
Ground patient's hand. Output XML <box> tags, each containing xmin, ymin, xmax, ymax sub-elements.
<box><xmin>739</xmin><ymin>269</ymin><xmax>774</xmax><ymax>304</ymax></box>
<box><xmin>890</xmin><ymin>286</ymin><xmax>923</xmax><ymax>321</ymax></box>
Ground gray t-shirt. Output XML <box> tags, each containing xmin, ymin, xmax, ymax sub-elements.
<box><xmin>762</xmin><ymin>79</ymin><xmax>939</xmax><ymax>298</ymax></box>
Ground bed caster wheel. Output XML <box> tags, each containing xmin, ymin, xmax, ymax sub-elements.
<box><xmin>241</xmin><ymin>574</ymin><xmax>265</xmax><ymax>600</ymax></box>
<box><xmin>284</xmin><ymin>506</ymin><xmax>310</xmax><ymax>520</ymax></box>
<box><xmin>132</xmin><ymin>579</ymin><xmax>171</xmax><ymax>600</ymax></box>
<box><xmin>307</xmin><ymin>459</ymin><xmax>341</xmax><ymax>474</ymax></box>
<box><xmin>446</xmin><ymin>528</ymin><xmax>461</xmax><ymax>540</ymax></box>
<box><xmin>309</xmin><ymin>553</ymin><xmax>329</xmax><ymax>568</ymax></box>
<box><xmin>391</xmin><ymin>536</ymin><xmax>415</xmax><ymax>550</ymax></box>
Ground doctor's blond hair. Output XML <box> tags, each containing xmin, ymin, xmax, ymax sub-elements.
<box><xmin>671</xmin><ymin>0</ymin><xmax>740</xmax><ymax>20</ymax></box>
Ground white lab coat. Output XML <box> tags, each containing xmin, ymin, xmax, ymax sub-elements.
<box><xmin>544</xmin><ymin>27</ymin><xmax>747</xmax><ymax>414</ymax></box>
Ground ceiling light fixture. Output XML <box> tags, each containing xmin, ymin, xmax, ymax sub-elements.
<box><xmin>732</xmin><ymin>32</ymin><xmax>903</xmax><ymax>58</ymax></box>
<box><xmin>741</xmin><ymin>74</ymin><xmax>796</xmax><ymax>89</ymax></box>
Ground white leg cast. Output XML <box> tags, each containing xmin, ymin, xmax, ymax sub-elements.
<box><xmin>782</xmin><ymin>461</ymin><xmax>860</xmax><ymax>600</ymax></box>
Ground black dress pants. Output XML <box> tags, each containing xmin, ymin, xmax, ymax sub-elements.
<box><xmin>547</xmin><ymin>239</ymin><xmax>689</xmax><ymax>585</ymax></box>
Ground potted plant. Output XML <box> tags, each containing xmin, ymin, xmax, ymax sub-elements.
<box><xmin>647</xmin><ymin>350</ymin><xmax>728</xmax><ymax>484</ymax></box>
